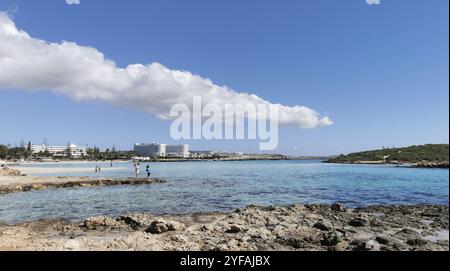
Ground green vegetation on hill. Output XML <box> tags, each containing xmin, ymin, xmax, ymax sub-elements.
<box><xmin>327</xmin><ymin>144</ymin><xmax>449</xmax><ymax>164</ymax></box>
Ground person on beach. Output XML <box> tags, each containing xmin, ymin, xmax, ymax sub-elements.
<box><xmin>145</xmin><ymin>165</ymin><xmax>151</xmax><ymax>179</ymax></box>
<box><xmin>134</xmin><ymin>162</ymin><xmax>140</xmax><ymax>178</ymax></box>
<box><xmin>95</xmin><ymin>166</ymin><xmax>98</xmax><ymax>173</ymax></box>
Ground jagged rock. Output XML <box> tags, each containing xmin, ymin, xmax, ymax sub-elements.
<box><xmin>145</xmin><ymin>219</ymin><xmax>185</xmax><ymax>234</ymax></box>
<box><xmin>118</xmin><ymin>213</ymin><xmax>153</xmax><ymax>230</ymax></box>
<box><xmin>395</xmin><ymin>228</ymin><xmax>421</xmax><ymax>239</ymax></box>
<box><xmin>376</xmin><ymin>235</ymin><xmax>399</xmax><ymax>245</ymax></box>
<box><xmin>225</xmin><ymin>225</ymin><xmax>243</xmax><ymax>234</ymax></box>
<box><xmin>331</xmin><ymin>203</ymin><xmax>347</xmax><ymax>212</ymax></box>
<box><xmin>321</xmin><ymin>231</ymin><xmax>343</xmax><ymax>246</ymax></box>
<box><xmin>406</xmin><ymin>238</ymin><xmax>428</xmax><ymax>247</ymax></box>
<box><xmin>349</xmin><ymin>216</ymin><xmax>369</xmax><ymax>227</ymax></box>
<box><xmin>246</xmin><ymin>228</ymin><xmax>272</xmax><ymax>240</ymax></box>
<box><xmin>83</xmin><ymin>216</ymin><xmax>120</xmax><ymax>229</ymax></box>
<box><xmin>313</xmin><ymin>220</ymin><xmax>333</xmax><ymax>231</ymax></box>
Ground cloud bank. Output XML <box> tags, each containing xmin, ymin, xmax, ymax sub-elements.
<box><xmin>0</xmin><ymin>12</ymin><xmax>332</xmax><ymax>128</ymax></box>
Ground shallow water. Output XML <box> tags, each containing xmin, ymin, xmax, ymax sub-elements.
<box><xmin>0</xmin><ymin>160</ymin><xmax>448</xmax><ymax>224</ymax></box>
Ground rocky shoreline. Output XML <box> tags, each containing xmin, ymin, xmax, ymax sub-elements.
<box><xmin>0</xmin><ymin>177</ymin><xmax>166</xmax><ymax>194</ymax></box>
<box><xmin>325</xmin><ymin>161</ymin><xmax>449</xmax><ymax>168</ymax></box>
<box><xmin>0</xmin><ymin>204</ymin><xmax>447</xmax><ymax>251</ymax></box>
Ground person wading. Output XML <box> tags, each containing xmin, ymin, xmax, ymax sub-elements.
<box><xmin>145</xmin><ymin>165</ymin><xmax>151</xmax><ymax>179</ymax></box>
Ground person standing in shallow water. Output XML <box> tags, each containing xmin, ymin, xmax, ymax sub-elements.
<box><xmin>145</xmin><ymin>165</ymin><xmax>151</xmax><ymax>179</ymax></box>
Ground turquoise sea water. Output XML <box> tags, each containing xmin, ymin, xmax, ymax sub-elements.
<box><xmin>0</xmin><ymin>160</ymin><xmax>448</xmax><ymax>224</ymax></box>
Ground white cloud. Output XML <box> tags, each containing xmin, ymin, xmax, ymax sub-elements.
<box><xmin>65</xmin><ymin>0</ymin><xmax>80</xmax><ymax>5</ymax></box>
<box><xmin>0</xmin><ymin>12</ymin><xmax>332</xmax><ymax>129</ymax></box>
<box><xmin>366</xmin><ymin>0</ymin><xmax>381</xmax><ymax>4</ymax></box>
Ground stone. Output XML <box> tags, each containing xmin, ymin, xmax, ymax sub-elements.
<box><xmin>277</xmin><ymin>236</ymin><xmax>304</xmax><ymax>249</ymax></box>
<box><xmin>349</xmin><ymin>217</ymin><xmax>369</xmax><ymax>227</ymax></box>
<box><xmin>225</xmin><ymin>225</ymin><xmax>242</xmax><ymax>234</ymax></box>
<box><xmin>331</xmin><ymin>203</ymin><xmax>347</xmax><ymax>212</ymax></box>
<box><xmin>376</xmin><ymin>235</ymin><xmax>398</xmax><ymax>245</ymax></box>
<box><xmin>117</xmin><ymin>213</ymin><xmax>153</xmax><ymax>230</ymax></box>
<box><xmin>406</xmin><ymin>238</ymin><xmax>428</xmax><ymax>247</ymax></box>
<box><xmin>321</xmin><ymin>231</ymin><xmax>343</xmax><ymax>246</ymax></box>
<box><xmin>313</xmin><ymin>220</ymin><xmax>333</xmax><ymax>231</ymax></box>
<box><xmin>246</xmin><ymin>228</ymin><xmax>272</xmax><ymax>240</ymax></box>
<box><xmin>145</xmin><ymin>219</ymin><xmax>185</xmax><ymax>234</ymax></box>
<box><xmin>396</xmin><ymin>228</ymin><xmax>421</xmax><ymax>238</ymax></box>
<box><xmin>83</xmin><ymin>216</ymin><xmax>120</xmax><ymax>229</ymax></box>
<box><xmin>364</xmin><ymin>240</ymin><xmax>380</xmax><ymax>251</ymax></box>
<box><xmin>334</xmin><ymin>240</ymin><xmax>349</xmax><ymax>251</ymax></box>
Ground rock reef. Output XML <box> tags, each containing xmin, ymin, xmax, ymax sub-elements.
<box><xmin>414</xmin><ymin>161</ymin><xmax>449</xmax><ymax>168</ymax></box>
<box><xmin>0</xmin><ymin>166</ymin><xmax>21</xmax><ymax>177</ymax></box>
<box><xmin>0</xmin><ymin>204</ymin><xmax>447</xmax><ymax>251</ymax></box>
<box><xmin>0</xmin><ymin>176</ymin><xmax>166</xmax><ymax>194</ymax></box>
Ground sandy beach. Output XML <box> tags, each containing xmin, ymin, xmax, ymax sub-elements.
<box><xmin>14</xmin><ymin>165</ymin><xmax>128</xmax><ymax>175</ymax></box>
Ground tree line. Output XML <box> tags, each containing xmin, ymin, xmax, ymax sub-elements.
<box><xmin>0</xmin><ymin>144</ymin><xmax>136</xmax><ymax>161</ymax></box>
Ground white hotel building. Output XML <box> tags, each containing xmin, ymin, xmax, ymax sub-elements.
<box><xmin>134</xmin><ymin>143</ymin><xmax>189</xmax><ymax>158</ymax></box>
<box><xmin>31</xmin><ymin>144</ymin><xmax>87</xmax><ymax>158</ymax></box>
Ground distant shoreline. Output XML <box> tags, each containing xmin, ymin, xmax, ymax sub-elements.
<box><xmin>324</xmin><ymin>160</ymin><xmax>449</xmax><ymax>169</ymax></box>
<box><xmin>2</xmin><ymin>156</ymin><xmax>331</xmax><ymax>166</ymax></box>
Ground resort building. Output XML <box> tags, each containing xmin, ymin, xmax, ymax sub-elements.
<box><xmin>165</xmin><ymin>144</ymin><xmax>190</xmax><ymax>158</ymax></box>
<box><xmin>31</xmin><ymin>144</ymin><xmax>87</xmax><ymax>158</ymax></box>
<box><xmin>133</xmin><ymin>143</ymin><xmax>190</xmax><ymax>158</ymax></box>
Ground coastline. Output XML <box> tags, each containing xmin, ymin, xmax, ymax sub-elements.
<box><xmin>1</xmin><ymin>156</ymin><xmax>327</xmax><ymax>166</ymax></box>
<box><xmin>0</xmin><ymin>204</ymin><xmax>447</xmax><ymax>251</ymax></box>
<box><xmin>324</xmin><ymin>160</ymin><xmax>449</xmax><ymax>169</ymax></box>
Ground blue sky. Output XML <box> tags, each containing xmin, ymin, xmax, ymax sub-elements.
<box><xmin>0</xmin><ymin>0</ymin><xmax>448</xmax><ymax>155</ymax></box>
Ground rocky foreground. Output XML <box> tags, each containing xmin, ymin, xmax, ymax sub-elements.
<box><xmin>0</xmin><ymin>204</ymin><xmax>448</xmax><ymax>251</ymax></box>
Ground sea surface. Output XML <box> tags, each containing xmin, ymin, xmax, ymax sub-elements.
<box><xmin>0</xmin><ymin>160</ymin><xmax>448</xmax><ymax>224</ymax></box>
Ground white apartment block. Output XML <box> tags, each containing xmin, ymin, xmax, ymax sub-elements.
<box><xmin>31</xmin><ymin>143</ymin><xmax>87</xmax><ymax>158</ymax></box>
<box><xmin>134</xmin><ymin>143</ymin><xmax>189</xmax><ymax>158</ymax></box>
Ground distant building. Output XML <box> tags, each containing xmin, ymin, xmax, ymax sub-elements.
<box><xmin>31</xmin><ymin>143</ymin><xmax>87</xmax><ymax>158</ymax></box>
<box><xmin>213</xmin><ymin>151</ymin><xmax>244</xmax><ymax>158</ymax></box>
<box><xmin>133</xmin><ymin>143</ymin><xmax>166</xmax><ymax>157</ymax></box>
<box><xmin>133</xmin><ymin>143</ymin><xmax>189</xmax><ymax>158</ymax></box>
<box><xmin>165</xmin><ymin>144</ymin><xmax>189</xmax><ymax>158</ymax></box>
<box><xmin>189</xmin><ymin>151</ymin><xmax>216</xmax><ymax>159</ymax></box>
